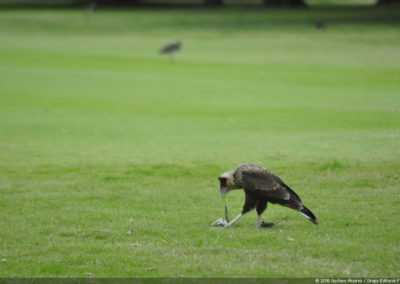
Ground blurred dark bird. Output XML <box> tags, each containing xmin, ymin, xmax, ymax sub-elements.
<box><xmin>315</xmin><ymin>19</ymin><xmax>325</xmax><ymax>29</ymax></box>
<box><xmin>160</xmin><ymin>40</ymin><xmax>182</xmax><ymax>63</ymax></box>
<box><xmin>218</xmin><ymin>164</ymin><xmax>318</xmax><ymax>228</ymax></box>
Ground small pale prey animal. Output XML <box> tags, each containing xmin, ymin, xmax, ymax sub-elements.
<box><xmin>160</xmin><ymin>40</ymin><xmax>182</xmax><ymax>63</ymax></box>
<box><xmin>216</xmin><ymin>164</ymin><xmax>318</xmax><ymax>228</ymax></box>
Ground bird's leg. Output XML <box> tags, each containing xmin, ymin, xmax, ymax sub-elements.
<box><xmin>226</xmin><ymin>193</ymin><xmax>256</xmax><ymax>228</ymax></box>
<box><xmin>256</xmin><ymin>201</ymin><xmax>267</xmax><ymax>229</ymax></box>
<box><xmin>256</xmin><ymin>215</ymin><xmax>262</xmax><ymax>229</ymax></box>
<box><xmin>226</xmin><ymin>213</ymin><xmax>242</xmax><ymax>227</ymax></box>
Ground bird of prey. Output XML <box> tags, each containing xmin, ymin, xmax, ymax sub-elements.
<box><xmin>160</xmin><ymin>40</ymin><xmax>182</xmax><ymax>63</ymax></box>
<box><xmin>216</xmin><ymin>164</ymin><xmax>318</xmax><ymax>228</ymax></box>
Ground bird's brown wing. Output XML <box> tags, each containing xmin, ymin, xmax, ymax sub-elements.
<box><xmin>241</xmin><ymin>167</ymin><xmax>303</xmax><ymax>208</ymax></box>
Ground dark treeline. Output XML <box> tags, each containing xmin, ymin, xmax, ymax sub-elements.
<box><xmin>0</xmin><ymin>0</ymin><xmax>308</xmax><ymax>7</ymax></box>
<box><xmin>2</xmin><ymin>0</ymin><xmax>400</xmax><ymax>8</ymax></box>
<box><xmin>97</xmin><ymin>0</ymin><xmax>308</xmax><ymax>6</ymax></box>
<box><xmin>377</xmin><ymin>0</ymin><xmax>400</xmax><ymax>4</ymax></box>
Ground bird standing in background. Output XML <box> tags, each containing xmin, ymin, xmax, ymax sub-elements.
<box><xmin>160</xmin><ymin>40</ymin><xmax>182</xmax><ymax>63</ymax></box>
<box><xmin>86</xmin><ymin>0</ymin><xmax>97</xmax><ymax>26</ymax></box>
<box><xmin>315</xmin><ymin>19</ymin><xmax>326</xmax><ymax>29</ymax></box>
<box><xmin>216</xmin><ymin>164</ymin><xmax>318</xmax><ymax>228</ymax></box>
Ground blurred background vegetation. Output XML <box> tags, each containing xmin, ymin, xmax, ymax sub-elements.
<box><xmin>0</xmin><ymin>0</ymin><xmax>398</xmax><ymax>8</ymax></box>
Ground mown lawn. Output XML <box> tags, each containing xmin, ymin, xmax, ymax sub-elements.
<box><xmin>0</xmin><ymin>7</ymin><xmax>399</xmax><ymax>277</ymax></box>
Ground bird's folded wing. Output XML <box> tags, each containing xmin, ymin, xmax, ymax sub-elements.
<box><xmin>241</xmin><ymin>169</ymin><xmax>293</xmax><ymax>201</ymax></box>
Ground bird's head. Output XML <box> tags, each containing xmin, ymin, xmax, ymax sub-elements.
<box><xmin>218</xmin><ymin>170</ymin><xmax>238</xmax><ymax>196</ymax></box>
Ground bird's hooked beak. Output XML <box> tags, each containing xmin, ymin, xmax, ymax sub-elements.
<box><xmin>219</xmin><ymin>177</ymin><xmax>229</xmax><ymax>196</ymax></box>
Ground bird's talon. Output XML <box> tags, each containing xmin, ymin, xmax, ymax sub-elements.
<box><xmin>260</xmin><ymin>221</ymin><xmax>275</xmax><ymax>228</ymax></box>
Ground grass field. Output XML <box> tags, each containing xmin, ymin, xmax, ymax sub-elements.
<box><xmin>0</xmin><ymin>7</ymin><xmax>400</xmax><ymax>278</ymax></box>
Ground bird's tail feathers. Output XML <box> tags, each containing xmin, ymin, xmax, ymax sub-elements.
<box><xmin>300</xmin><ymin>206</ymin><xmax>318</xmax><ymax>225</ymax></box>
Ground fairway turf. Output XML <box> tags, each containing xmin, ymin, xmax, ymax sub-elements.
<box><xmin>0</xmin><ymin>7</ymin><xmax>400</xmax><ymax>277</ymax></box>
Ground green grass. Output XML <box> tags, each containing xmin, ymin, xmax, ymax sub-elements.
<box><xmin>0</xmin><ymin>7</ymin><xmax>400</xmax><ymax>277</ymax></box>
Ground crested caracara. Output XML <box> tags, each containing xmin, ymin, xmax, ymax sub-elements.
<box><xmin>217</xmin><ymin>163</ymin><xmax>318</xmax><ymax>228</ymax></box>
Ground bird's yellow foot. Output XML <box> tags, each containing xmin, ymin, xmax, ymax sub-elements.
<box><xmin>211</xmin><ymin>218</ymin><xmax>228</xmax><ymax>227</ymax></box>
